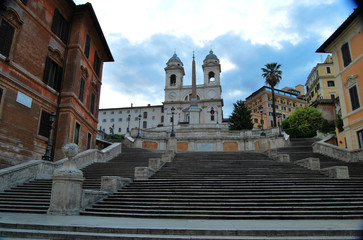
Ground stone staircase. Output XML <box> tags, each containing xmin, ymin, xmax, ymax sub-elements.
<box><xmin>81</xmin><ymin>150</ymin><xmax>363</xmax><ymax>219</ymax></box>
<box><xmin>0</xmin><ymin>145</ymin><xmax>163</xmax><ymax>214</ymax></box>
<box><xmin>278</xmin><ymin>138</ymin><xmax>363</xmax><ymax>178</ymax></box>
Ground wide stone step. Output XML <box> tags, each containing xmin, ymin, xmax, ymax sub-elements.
<box><xmin>81</xmin><ymin>211</ymin><xmax>363</xmax><ymax>220</ymax></box>
<box><xmin>1</xmin><ymin>221</ymin><xmax>360</xmax><ymax>240</ymax></box>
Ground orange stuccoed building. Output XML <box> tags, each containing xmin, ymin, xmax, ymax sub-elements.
<box><xmin>0</xmin><ymin>0</ymin><xmax>113</xmax><ymax>168</ymax></box>
<box><xmin>317</xmin><ymin>6</ymin><xmax>363</xmax><ymax>150</ymax></box>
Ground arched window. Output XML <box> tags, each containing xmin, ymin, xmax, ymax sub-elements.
<box><xmin>208</xmin><ymin>71</ymin><xmax>215</xmax><ymax>83</ymax></box>
<box><xmin>170</xmin><ymin>74</ymin><xmax>176</xmax><ymax>86</ymax></box>
<box><xmin>210</xmin><ymin>107</ymin><xmax>215</xmax><ymax>121</ymax></box>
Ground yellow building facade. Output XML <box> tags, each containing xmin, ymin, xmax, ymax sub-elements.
<box><xmin>306</xmin><ymin>55</ymin><xmax>338</xmax><ymax>103</ymax></box>
<box><xmin>246</xmin><ymin>86</ymin><xmax>307</xmax><ymax>129</ymax></box>
<box><xmin>317</xmin><ymin>7</ymin><xmax>363</xmax><ymax>150</ymax></box>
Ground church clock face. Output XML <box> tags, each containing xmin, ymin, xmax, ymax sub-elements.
<box><xmin>168</xmin><ymin>92</ymin><xmax>176</xmax><ymax>100</ymax></box>
<box><xmin>207</xmin><ymin>90</ymin><xmax>216</xmax><ymax>98</ymax></box>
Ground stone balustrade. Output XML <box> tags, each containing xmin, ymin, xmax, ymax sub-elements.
<box><xmin>313</xmin><ymin>140</ymin><xmax>363</xmax><ymax>162</ymax></box>
<box><xmin>0</xmin><ymin>143</ymin><xmax>121</xmax><ymax>192</ymax></box>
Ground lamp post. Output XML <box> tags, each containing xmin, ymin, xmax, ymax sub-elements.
<box><xmin>210</xmin><ymin>107</ymin><xmax>215</xmax><ymax>122</ymax></box>
<box><xmin>259</xmin><ymin>106</ymin><xmax>266</xmax><ymax>136</ymax></box>
<box><xmin>42</xmin><ymin>112</ymin><xmax>56</xmax><ymax>161</ymax></box>
<box><xmin>127</xmin><ymin>114</ymin><xmax>131</xmax><ymax>133</ymax></box>
<box><xmin>137</xmin><ymin>114</ymin><xmax>142</xmax><ymax>138</ymax></box>
<box><xmin>277</xmin><ymin>113</ymin><xmax>283</xmax><ymax>137</ymax></box>
<box><xmin>170</xmin><ymin>106</ymin><xmax>175</xmax><ymax>137</ymax></box>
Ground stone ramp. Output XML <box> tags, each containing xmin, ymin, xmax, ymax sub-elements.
<box><xmin>0</xmin><ymin>212</ymin><xmax>362</xmax><ymax>239</ymax></box>
<box><xmin>81</xmin><ymin>151</ymin><xmax>363</xmax><ymax>219</ymax></box>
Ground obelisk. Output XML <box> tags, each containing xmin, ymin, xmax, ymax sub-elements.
<box><xmin>189</xmin><ymin>52</ymin><xmax>200</xmax><ymax>124</ymax></box>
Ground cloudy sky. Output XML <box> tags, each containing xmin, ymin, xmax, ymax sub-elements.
<box><xmin>75</xmin><ymin>0</ymin><xmax>357</xmax><ymax>117</ymax></box>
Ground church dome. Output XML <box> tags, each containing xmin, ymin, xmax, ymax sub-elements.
<box><xmin>205</xmin><ymin>50</ymin><xmax>218</xmax><ymax>60</ymax></box>
<box><xmin>167</xmin><ymin>53</ymin><xmax>183</xmax><ymax>66</ymax></box>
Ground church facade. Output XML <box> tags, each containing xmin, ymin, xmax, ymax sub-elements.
<box><xmin>163</xmin><ymin>51</ymin><xmax>224</xmax><ymax>126</ymax></box>
<box><xmin>98</xmin><ymin>51</ymin><xmax>225</xmax><ymax>134</ymax></box>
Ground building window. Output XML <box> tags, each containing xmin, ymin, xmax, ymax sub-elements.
<box><xmin>330</xmin><ymin>93</ymin><xmax>336</xmax><ymax>99</ymax></box>
<box><xmin>341</xmin><ymin>42</ymin><xmax>352</xmax><ymax>67</ymax></box>
<box><xmin>269</xmin><ymin>112</ymin><xmax>273</xmax><ymax>116</ymax></box>
<box><xmin>74</xmin><ymin>122</ymin><xmax>80</xmax><ymax>144</ymax></box>
<box><xmin>127</xmin><ymin>110</ymin><xmax>130</xmax><ymax>113</ymax></box>
<box><xmin>143</xmin><ymin>111</ymin><xmax>147</xmax><ymax>119</ymax></box>
<box><xmin>43</xmin><ymin>57</ymin><xmax>63</xmax><ymax>92</ymax></box>
<box><xmin>119</xmin><ymin>111</ymin><xmax>122</xmax><ymax>114</ymax></box>
<box><xmin>358</xmin><ymin>130</ymin><xmax>363</xmax><ymax>149</ymax></box>
<box><xmin>118</xmin><ymin>128</ymin><xmax>121</xmax><ymax>133</ymax></box>
<box><xmin>211</xmin><ymin>115</ymin><xmax>215</xmax><ymax>121</ymax></box>
<box><xmin>0</xmin><ymin>19</ymin><xmax>15</xmax><ymax>57</ymax></box>
<box><xmin>170</xmin><ymin>74</ymin><xmax>176</xmax><ymax>86</ymax></box>
<box><xmin>111</xmin><ymin>111</ymin><xmax>114</xmax><ymax>114</ymax></box>
<box><xmin>51</xmin><ymin>9</ymin><xmax>69</xmax><ymax>43</ymax></box>
<box><xmin>349</xmin><ymin>85</ymin><xmax>360</xmax><ymax>111</ymax></box>
<box><xmin>78</xmin><ymin>78</ymin><xmax>85</xmax><ymax>102</ymax></box>
<box><xmin>84</xmin><ymin>34</ymin><xmax>91</xmax><ymax>58</ymax></box>
<box><xmin>86</xmin><ymin>133</ymin><xmax>92</xmax><ymax>149</ymax></box>
<box><xmin>326</xmin><ymin>67</ymin><xmax>331</xmax><ymax>74</ymax></box>
<box><xmin>90</xmin><ymin>93</ymin><xmax>95</xmax><ymax>114</ymax></box>
<box><xmin>152</xmin><ymin>116</ymin><xmax>155</xmax><ymax>120</ymax></box>
<box><xmin>134</xmin><ymin>117</ymin><xmax>138</xmax><ymax>121</ymax></box>
<box><xmin>93</xmin><ymin>51</ymin><xmax>101</xmax><ymax>76</ymax></box>
<box><xmin>161</xmin><ymin>115</ymin><xmax>164</xmax><ymax>123</ymax></box>
<box><xmin>143</xmin><ymin>121</ymin><xmax>147</xmax><ymax>128</ymax></box>
<box><xmin>102</xmin><ymin>119</ymin><xmax>106</xmax><ymax>122</ymax></box>
<box><xmin>254</xmin><ymin>118</ymin><xmax>258</xmax><ymax>123</ymax></box>
<box><xmin>135</xmin><ymin>110</ymin><xmax>138</xmax><ymax>113</ymax></box>
<box><xmin>208</xmin><ymin>71</ymin><xmax>215</xmax><ymax>83</ymax></box>
<box><xmin>103</xmin><ymin>112</ymin><xmax>106</xmax><ymax>115</ymax></box>
<box><xmin>38</xmin><ymin>110</ymin><xmax>51</xmax><ymax>138</ymax></box>
<box><xmin>118</xmin><ymin>118</ymin><xmax>122</xmax><ymax>122</ymax></box>
<box><xmin>327</xmin><ymin>81</ymin><xmax>335</xmax><ymax>87</ymax></box>
<box><xmin>110</xmin><ymin>118</ymin><xmax>114</xmax><ymax>122</ymax></box>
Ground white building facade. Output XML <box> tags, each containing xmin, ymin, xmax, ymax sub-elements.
<box><xmin>98</xmin><ymin>105</ymin><xmax>163</xmax><ymax>135</ymax></box>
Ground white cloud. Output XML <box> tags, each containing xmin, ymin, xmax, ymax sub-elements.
<box><xmin>99</xmin><ymin>82</ymin><xmax>163</xmax><ymax>109</ymax></box>
<box><xmin>220</xmin><ymin>58</ymin><xmax>236</xmax><ymax>72</ymax></box>
<box><xmin>74</xmin><ymin>0</ymin><xmax>337</xmax><ymax>49</ymax></box>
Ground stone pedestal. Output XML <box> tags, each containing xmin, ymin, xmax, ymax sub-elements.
<box><xmin>189</xmin><ymin>102</ymin><xmax>200</xmax><ymax>124</ymax></box>
<box><xmin>167</xmin><ymin>137</ymin><xmax>177</xmax><ymax>152</ymax></box>
<box><xmin>47</xmin><ymin>143</ymin><xmax>84</xmax><ymax>215</ymax></box>
<box><xmin>101</xmin><ymin>176</ymin><xmax>131</xmax><ymax>192</ymax></box>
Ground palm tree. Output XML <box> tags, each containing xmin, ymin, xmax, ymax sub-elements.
<box><xmin>261</xmin><ymin>63</ymin><xmax>282</xmax><ymax>128</ymax></box>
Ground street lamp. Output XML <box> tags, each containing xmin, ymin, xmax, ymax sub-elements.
<box><xmin>277</xmin><ymin>113</ymin><xmax>283</xmax><ymax>137</ymax></box>
<box><xmin>259</xmin><ymin>106</ymin><xmax>266</xmax><ymax>136</ymax></box>
<box><xmin>170</xmin><ymin>106</ymin><xmax>175</xmax><ymax>137</ymax></box>
<box><xmin>127</xmin><ymin>114</ymin><xmax>131</xmax><ymax>133</ymax></box>
<box><xmin>137</xmin><ymin>114</ymin><xmax>142</xmax><ymax>138</ymax></box>
<box><xmin>42</xmin><ymin>112</ymin><xmax>56</xmax><ymax>161</ymax></box>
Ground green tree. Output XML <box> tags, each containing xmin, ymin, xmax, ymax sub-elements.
<box><xmin>261</xmin><ymin>63</ymin><xmax>282</xmax><ymax>128</ymax></box>
<box><xmin>229</xmin><ymin>100</ymin><xmax>253</xmax><ymax>130</ymax></box>
<box><xmin>286</xmin><ymin>106</ymin><xmax>323</xmax><ymax>138</ymax></box>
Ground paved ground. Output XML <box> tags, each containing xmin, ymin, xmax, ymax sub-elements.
<box><xmin>1</xmin><ymin>212</ymin><xmax>362</xmax><ymax>232</ymax></box>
